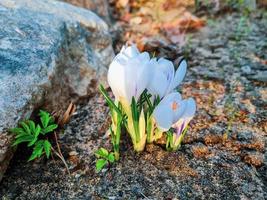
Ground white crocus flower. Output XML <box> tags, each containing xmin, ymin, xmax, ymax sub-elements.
<box><xmin>171</xmin><ymin>98</ymin><xmax>196</xmax><ymax>147</ymax></box>
<box><xmin>107</xmin><ymin>45</ymin><xmax>152</xmax><ymax>105</ymax></box>
<box><xmin>107</xmin><ymin>44</ymin><xmax>154</xmax><ymax>152</ymax></box>
<box><xmin>148</xmin><ymin>58</ymin><xmax>187</xmax><ymax>99</ymax></box>
<box><xmin>153</xmin><ymin>92</ymin><xmax>196</xmax><ymax>149</ymax></box>
<box><xmin>153</xmin><ymin>92</ymin><xmax>187</xmax><ymax>131</ymax></box>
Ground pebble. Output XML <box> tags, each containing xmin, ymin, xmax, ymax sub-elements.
<box><xmin>241</xmin><ymin>65</ymin><xmax>252</xmax><ymax>74</ymax></box>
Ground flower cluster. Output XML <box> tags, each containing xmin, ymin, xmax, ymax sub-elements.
<box><xmin>100</xmin><ymin>45</ymin><xmax>196</xmax><ymax>160</ymax></box>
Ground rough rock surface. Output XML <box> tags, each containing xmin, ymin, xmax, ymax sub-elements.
<box><xmin>0</xmin><ymin>0</ymin><xmax>114</xmax><ymax>181</ymax></box>
<box><xmin>0</xmin><ymin>12</ymin><xmax>266</xmax><ymax>200</ymax></box>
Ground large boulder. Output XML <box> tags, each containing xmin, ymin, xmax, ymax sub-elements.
<box><xmin>0</xmin><ymin>0</ymin><xmax>114</xmax><ymax>181</ymax></box>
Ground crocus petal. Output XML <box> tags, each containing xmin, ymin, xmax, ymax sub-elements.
<box><xmin>158</xmin><ymin>58</ymin><xmax>175</xmax><ymax>94</ymax></box>
<box><xmin>147</xmin><ymin>59</ymin><xmax>169</xmax><ymax>98</ymax></box>
<box><xmin>121</xmin><ymin>45</ymin><xmax>140</xmax><ymax>58</ymax></box>
<box><xmin>172</xmin><ymin>97</ymin><xmax>196</xmax><ymax>131</ymax></box>
<box><xmin>157</xmin><ymin>58</ymin><xmax>175</xmax><ymax>83</ymax></box>
<box><xmin>108</xmin><ymin>57</ymin><xmax>127</xmax><ymax>100</ymax></box>
<box><xmin>159</xmin><ymin>92</ymin><xmax>186</xmax><ymax>124</ymax></box>
<box><xmin>153</xmin><ymin>92</ymin><xmax>184</xmax><ymax>130</ymax></box>
<box><xmin>172</xmin><ymin>100</ymin><xmax>187</xmax><ymax>124</ymax></box>
<box><xmin>168</xmin><ymin>59</ymin><xmax>187</xmax><ymax>93</ymax></box>
<box><xmin>108</xmin><ymin>44</ymin><xmax>146</xmax><ymax>103</ymax></box>
<box><xmin>183</xmin><ymin>98</ymin><xmax>196</xmax><ymax>120</ymax></box>
<box><xmin>123</xmin><ymin>52</ymin><xmax>151</xmax><ymax>103</ymax></box>
<box><xmin>158</xmin><ymin>92</ymin><xmax>182</xmax><ymax>106</ymax></box>
<box><xmin>153</xmin><ymin>104</ymin><xmax>173</xmax><ymax>131</ymax></box>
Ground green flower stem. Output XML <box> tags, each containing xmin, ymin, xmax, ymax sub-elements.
<box><xmin>166</xmin><ymin>126</ymin><xmax>189</xmax><ymax>151</ymax></box>
<box><xmin>166</xmin><ymin>131</ymin><xmax>173</xmax><ymax>151</ymax></box>
<box><xmin>110</xmin><ymin>108</ymin><xmax>123</xmax><ymax>161</ymax></box>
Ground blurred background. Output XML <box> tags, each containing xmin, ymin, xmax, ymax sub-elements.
<box><xmin>62</xmin><ymin>0</ymin><xmax>267</xmax><ymax>56</ymax></box>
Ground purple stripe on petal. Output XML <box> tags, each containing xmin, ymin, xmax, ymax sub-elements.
<box><xmin>179</xmin><ymin>121</ymin><xmax>185</xmax><ymax>135</ymax></box>
<box><xmin>174</xmin><ymin>120</ymin><xmax>185</xmax><ymax>144</ymax></box>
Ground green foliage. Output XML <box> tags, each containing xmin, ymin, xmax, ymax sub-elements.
<box><xmin>99</xmin><ymin>85</ymin><xmax>124</xmax><ymax>161</ymax></box>
<box><xmin>10</xmin><ymin>110</ymin><xmax>58</xmax><ymax>161</ymax></box>
<box><xmin>95</xmin><ymin>148</ymin><xmax>115</xmax><ymax>172</ymax></box>
<box><xmin>166</xmin><ymin>126</ymin><xmax>189</xmax><ymax>151</ymax></box>
<box><xmin>99</xmin><ymin>84</ymin><xmax>122</xmax><ymax>116</ymax></box>
<box><xmin>131</xmin><ymin>97</ymin><xmax>140</xmax><ymax>141</ymax></box>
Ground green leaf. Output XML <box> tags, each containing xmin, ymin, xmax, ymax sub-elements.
<box><xmin>28</xmin><ymin>140</ymin><xmax>45</xmax><ymax>161</ymax></box>
<box><xmin>43</xmin><ymin>140</ymin><xmax>51</xmax><ymax>158</ymax></box>
<box><xmin>27</xmin><ymin>137</ymin><xmax>38</xmax><ymax>147</ymax></box>
<box><xmin>28</xmin><ymin>152</ymin><xmax>38</xmax><ymax>162</ymax></box>
<box><xmin>34</xmin><ymin>125</ymin><xmax>41</xmax><ymax>138</ymax></box>
<box><xmin>28</xmin><ymin>146</ymin><xmax>44</xmax><ymax>161</ymax></box>
<box><xmin>12</xmin><ymin>135</ymin><xmax>35</xmax><ymax>146</ymax></box>
<box><xmin>96</xmin><ymin>159</ymin><xmax>108</xmax><ymax>172</ymax></box>
<box><xmin>35</xmin><ymin>140</ymin><xmax>45</xmax><ymax>147</ymax></box>
<box><xmin>15</xmin><ymin>133</ymin><xmax>29</xmax><ymax>139</ymax></box>
<box><xmin>20</xmin><ymin>121</ymin><xmax>31</xmax><ymax>135</ymax></box>
<box><xmin>28</xmin><ymin>120</ymin><xmax>36</xmax><ymax>134</ymax></box>
<box><xmin>99</xmin><ymin>85</ymin><xmax>121</xmax><ymax>116</ymax></box>
<box><xmin>131</xmin><ymin>97</ymin><xmax>140</xmax><ymax>141</ymax></box>
<box><xmin>39</xmin><ymin>110</ymin><xmax>51</xmax><ymax>128</ymax></box>
<box><xmin>41</xmin><ymin>124</ymin><xmax>58</xmax><ymax>135</ymax></box>
<box><xmin>9</xmin><ymin>127</ymin><xmax>25</xmax><ymax>135</ymax></box>
<box><xmin>143</xmin><ymin>91</ymin><xmax>153</xmax><ymax>113</ymax></box>
<box><xmin>108</xmin><ymin>153</ymin><xmax>115</xmax><ymax>163</ymax></box>
<box><xmin>39</xmin><ymin>110</ymin><xmax>48</xmax><ymax>117</ymax></box>
<box><xmin>131</xmin><ymin>97</ymin><xmax>139</xmax><ymax>121</ymax></box>
<box><xmin>95</xmin><ymin>148</ymin><xmax>109</xmax><ymax>158</ymax></box>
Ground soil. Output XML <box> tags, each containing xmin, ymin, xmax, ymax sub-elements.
<box><xmin>0</xmin><ymin>11</ymin><xmax>266</xmax><ymax>200</ymax></box>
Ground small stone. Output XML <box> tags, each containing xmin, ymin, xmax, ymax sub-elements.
<box><xmin>241</xmin><ymin>65</ymin><xmax>252</xmax><ymax>74</ymax></box>
<box><xmin>75</xmin><ymin>173</ymin><xmax>81</xmax><ymax>179</ymax></box>
<box><xmin>237</xmin><ymin>131</ymin><xmax>253</xmax><ymax>143</ymax></box>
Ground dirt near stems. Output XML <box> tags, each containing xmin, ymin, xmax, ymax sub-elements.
<box><xmin>1</xmin><ymin>12</ymin><xmax>267</xmax><ymax>199</ymax></box>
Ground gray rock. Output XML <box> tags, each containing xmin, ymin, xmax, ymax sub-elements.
<box><xmin>0</xmin><ymin>0</ymin><xmax>114</xmax><ymax>181</ymax></box>
<box><xmin>249</xmin><ymin>71</ymin><xmax>267</xmax><ymax>82</ymax></box>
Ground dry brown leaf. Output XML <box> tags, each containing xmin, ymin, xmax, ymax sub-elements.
<box><xmin>57</xmin><ymin>102</ymin><xmax>76</xmax><ymax>127</ymax></box>
<box><xmin>162</xmin><ymin>11</ymin><xmax>205</xmax><ymax>32</ymax></box>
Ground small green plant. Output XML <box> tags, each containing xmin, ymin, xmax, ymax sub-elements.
<box><xmin>99</xmin><ymin>85</ymin><xmax>123</xmax><ymax>161</ymax></box>
<box><xmin>95</xmin><ymin>148</ymin><xmax>115</xmax><ymax>172</ymax></box>
<box><xmin>10</xmin><ymin>110</ymin><xmax>58</xmax><ymax>161</ymax></box>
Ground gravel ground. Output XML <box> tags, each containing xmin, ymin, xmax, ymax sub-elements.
<box><xmin>0</xmin><ymin>12</ymin><xmax>266</xmax><ymax>200</ymax></box>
